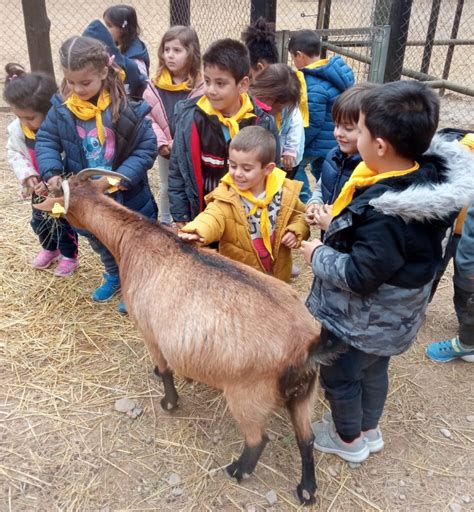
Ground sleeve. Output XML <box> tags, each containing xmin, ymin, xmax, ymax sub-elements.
<box><xmin>456</xmin><ymin>205</ymin><xmax>474</xmax><ymax>280</ymax></box>
<box><xmin>35</xmin><ymin>106</ymin><xmax>66</xmax><ymax>182</ymax></box>
<box><xmin>281</xmin><ymin>108</ymin><xmax>304</xmax><ymax>158</ymax></box>
<box><xmin>6</xmin><ymin>131</ymin><xmax>38</xmax><ymax>183</ymax></box>
<box><xmin>143</xmin><ymin>85</ymin><xmax>170</xmax><ymax>148</ymax></box>
<box><xmin>168</xmin><ymin>112</ymin><xmax>192</xmax><ymax>221</ymax></box>
<box><xmin>180</xmin><ymin>201</ymin><xmax>226</xmax><ymax>244</ymax></box>
<box><xmin>305</xmin><ymin>86</ymin><xmax>327</xmax><ymax>149</ymax></box>
<box><xmin>307</xmin><ymin>178</ymin><xmax>324</xmax><ymax>205</ymax></box>
<box><xmin>312</xmin><ymin>213</ymin><xmax>407</xmax><ymax>295</ymax></box>
<box><xmin>114</xmin><ymin>117</ymin><xmax>158</xmax><ymax>186</ymax></box>
<box><xmin>285</xmin><ymin>197</ymin><xmax>310</xmax><ymax>246</ymax></box>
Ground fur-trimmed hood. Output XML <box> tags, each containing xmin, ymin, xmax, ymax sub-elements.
<box><xmin>369</xmin><ymin>134</ymin><xmax>474</xmax><ymax>222</ymax></box>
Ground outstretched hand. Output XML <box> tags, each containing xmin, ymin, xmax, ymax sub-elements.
<box><xmin>178</xmin><ymin>231</ymin><xmax>205</xmax><ymax>243</ymax></box>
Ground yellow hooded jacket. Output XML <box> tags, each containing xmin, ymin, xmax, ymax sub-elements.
<box><xmin>182</xmin><ymin>178</ymin><xmax>310</xmax><ymax>282</ymax></box>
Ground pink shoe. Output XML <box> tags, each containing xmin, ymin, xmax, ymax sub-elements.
<box><xmin>32</xmin><ymin>249</ymin><xmax>60</xmax><ymax>269</ymax></box>
<box><xmin>54</xmin><ymin>256</ymin><xmax>79</xmax><ymax>277</ymax></box>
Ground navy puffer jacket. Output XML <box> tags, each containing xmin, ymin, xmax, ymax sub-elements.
<box><xmin>36</xmin><ymin>94</ymin><xmax>158</xmax><ymax>218</ymax></box>
<box><xmin>320</xmin><ymin>147</ymin><xmax>361</xmax><ymax>204</ymax></box>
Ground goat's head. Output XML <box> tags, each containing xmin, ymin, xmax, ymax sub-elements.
<box><xmin>33</xmin><ymin>169</ymin><xmax>130</xmax><ymax>230</ymax></box>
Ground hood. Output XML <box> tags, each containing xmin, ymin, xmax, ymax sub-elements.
<box><xmin>370</xmin><ymin>134</ymin><xmax>474</xmax><ymax>222</ymax></box>
<box><xmin>123</xmin><ymin>39</ymin><xmax>150</xmax><ymax>70</ymax></box>
<box><xmin>83</xmin><ymin>20</ymin><xmax>126</xmax><ymax>68</ymax></box>
<box><xmin>304</xmin><ymin>55</ymin><xmax>355</xmax><ymax>92</ymax></box>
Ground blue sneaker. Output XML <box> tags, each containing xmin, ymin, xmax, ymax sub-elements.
<box><xmin>117</xmin><ymin>301</ymin><xmax>127</xmax><ymax>315</ymax></box>
<box><xmin>91</xmin><ymin>273</ymin><xmax>120</xmax><ymax>302</ymax></box>
<box><xmin>426</xmin><ymin>336</ymin><xmax>474</xmax><ymax>363</ymax></box>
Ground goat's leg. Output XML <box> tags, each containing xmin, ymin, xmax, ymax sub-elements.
<box><xmin>144</xmin><ymin>339</ymin><xmax>178</xmax><ymax>411</ymax></box>
<box><xmin>287</xmin><ymin>391</ymin><xmax>317</xmax><ymax>505</ymax></box>
<box><xmin>224</xmin><ymin>382</ymin><xmax>277</xmax><ymax>481</ymax></box>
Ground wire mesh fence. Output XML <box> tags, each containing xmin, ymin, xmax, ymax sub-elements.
<box><xmin>1</xmin><ymin>0</ymin><xmax>473</xmax><ymax>127</ymax></box>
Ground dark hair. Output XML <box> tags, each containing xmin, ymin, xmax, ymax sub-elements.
<box><xmin>360</xmin><ymin>81</ymin><xmax>440</xmax><ymax>159</ymax></box>
<box><xmin>230</xmin><ymin>126</ymin><xmax>276</xmax><ymax>165</ymax></box>
<box><xmin>203</xmin><ymin>38</ymin><xmax>250</xmax><ymax>83</ymax></box>
<box><xmin>250</xmin><ymin>63</ymin><xmax>300</xmax><ymax>112</ymax></box>
<box><xmin>157</xmin><ymin>25</ymin><xmax>201</xmax><ymax>88</ymax></box>
<box><xmin>242</xmin><ymin>17</ymin><xmax>278</xmax><ymax>70</ymax></box>
<box><xmin>103</xmin><ymin>4</ymin><xmax>140</xmax><ymax>53</ymax></box>
<box><xmin>3</xmin><ymin>63</ymin><xmax>57</xmax><ymax>115</ymax></box>
<box><xmin>288</xmin><ymin>30</ymin><xmax>321</xmax><ymax>57</ymax></box>
<box><xmin>59</xmin><ymin>36</ymin><xmax>127</xmax><ymax>122</ymax></box>
<box><xmin>332</xmin><ymin>82</ymin><xmax>378</xmax><ymax>125</ymax></box>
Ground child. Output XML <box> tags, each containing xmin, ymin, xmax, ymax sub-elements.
<box><xmin>288</xmin><ymin>30</ymin><xmax>354</xmax><ymax>202</ymax></box>
<box><xmin>305</xmin><ymin>83</ymin><xmax>377</xmax><ymax>232</ymax></box>
<box><xmin>143</xmin><ymin>25</ymin><xmax>203</xmax><ymax>225</ymax></box>
<box><xmin>178</xmin><ymin>126</ymin><xmax>309</xmax><ymax>282</ymax></box>
<box><xmin>83</xmin><ymin>19</ymin><xmax>147</xmax><ymax>98</ymax></box>
<box><xmin>168</xmin><ymin>38</ymin><xmax>279</xmax><ymax>224</ymax></box>
<box><xmin>300</xmin><ymin>81</ymin><xmax>472</xmax><ymax>463</ymax></box>
<box><xmin>103</xmin><ymin>4</ymin><xmax>150</xmax><ymax>76</ymax></box>
<box><xmin>4</xmin><ymin>63</ymin><xmax>79</xmax><ymax>276</ymax></box>
<box><xmin>35</xmin><ymin>36</ymin><xmax>158</xmax><ymax>313</ymax></box>
<box><xmin>242</xmin><ymin>17</ymin><xmax>279</xmax><ymax>79</ymax></box>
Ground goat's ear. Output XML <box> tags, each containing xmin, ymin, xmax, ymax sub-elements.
<box><xmin>90</xmin><ymin>176</ymin><xmax>120</xmax><ymax>194</ymax></box>
<box><xmin>32</xmin><ymin>196</ymin><xmax>64</xmax><ymax>213</ymax></box>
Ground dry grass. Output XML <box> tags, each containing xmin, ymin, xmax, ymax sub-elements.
<box><xmin>0</xmin><ymin>110</ymin><xmax>473</xmax><ymax>511</ymax></box>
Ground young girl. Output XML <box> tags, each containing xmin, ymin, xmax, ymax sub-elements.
<box><xmin>103</xmin><ymin>4</ymin><xmax>150</xmax><ymax>76</ymax></box>
<box><xmin>4</xmin><ymin>63</ymin><xmax>79</xmax><ymax>276</ymax></box>
<box><xmin>143</xmin><ymin>25</ymin><xmax>203</xmax><ymax>225</ymax></box>
<box><xmin>35</xmin><ymin>36</ymin><xmax>158</xmax><ymax>312</ymax></box>
<box><xmin>250</xmin><ymin>63</ymin><xmax>304</xmax><ymax>179</ymax></box>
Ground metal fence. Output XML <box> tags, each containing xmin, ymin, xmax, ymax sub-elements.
<box><xmin>1</xmin><ymin>0</ymin><xmax>473</xmax><ymax>127</ymax></box>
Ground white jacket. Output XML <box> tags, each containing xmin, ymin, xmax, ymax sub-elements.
<box><xmin>7</xmin><ymin>118</ymin><xmax>39</xmax><ymax>184</ymax></box>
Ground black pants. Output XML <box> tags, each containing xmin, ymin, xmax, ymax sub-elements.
<box><xmin>320</xmin><ymin>342</ymin><xmax>390</xmax><ymax>439</ymax></box>
<box><xmin>31</xmin><ymin>208</ymin><xmax>78</xmax><ymax>259</ymax></box>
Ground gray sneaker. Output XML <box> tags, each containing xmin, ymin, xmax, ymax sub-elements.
<box><xmin>312</xmin><ymin>421</ymin><xmax>370</xmax><ymax>463</ymax></box>
<box><xmin>321</xmin><ymin>412</ymin><xmax>384</xmax><ymax>453</ymax></box>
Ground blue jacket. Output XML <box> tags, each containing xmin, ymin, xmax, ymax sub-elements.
<box><xmin>123</xmin><ymin>38</ymin><xmax>150</xmax><ymax>75</ymax></box>
<box><xmin>36</xmin><ymin>94</ymin><xmax>158</xmax><ymax>218</ymax></box>
<box><xmin>321</xmin><ymin>148</ymin><xmax>361</xmax><ymax>204</ymax></box>
<box><xmin>83</xmin><ymin>20</ymin><xmax>147</xmax><ymax>98</ymax></box>
<box><xmin>303</xmin><ymin>56</ymin><xmax>354</xmax><ymax>159</ymax></box>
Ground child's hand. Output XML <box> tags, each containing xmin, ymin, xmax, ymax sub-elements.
<box><xmin>300</xmin><ymin>239</ymin><xmax>323</xmax><ymax>265</ymax></box>
<box><xmin>47</xmin><ymin>176</ymin><xmax>62</xmax><ymax>194</ymax></box>
<box><xmin>305</xmin><ymin>203</ymin><xmax>320</xmax><ymax>225</ymax></box>
<box><xmin>281</xmin><ymin>231</ymin><xmax>298</xmax><ymax>248</ymax></box>
<box><xmin>314</xmin><ymin>204</ymin><xmax>333</xmax><ymax>231</ymax></box>
<box><xmin>159</xmin><ymin>145</ymin><xmax>171</xmax><ymax>157</ymax></box>
<box><xmin>23</xmin><ymin>176</ymin><xmax>39</xmax><ymax>196</ymax></box>
<box><xmin>178</xmin><ymin>231</ymin><xmax>204</xmax><ymax>243</ymax></box>
<box><xmin>281</xmin><ymin>155</ymin><xmax>295</xmax><ymax>172</ymax></box>
<box><xmin>34</xmin><ymin>181</ymin><xmax>49</xmax><ymax>197</ymax></box>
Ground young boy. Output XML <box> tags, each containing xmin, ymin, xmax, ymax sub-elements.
<box><xmin>305</xmin><ymin>83</ymin><xmax>377</xmax><ymax>232</ymax></box>
<box><xmin>168</xmin><ymin>39</ymin><xmax>279</xmax><ymax>225</ymax></box>
<box><xmin>178</xmin><ymin>126</ymin><xmax>309</xmax><ymax>282</ymax></box>
<box><xmin>300</xmin><ymin>81</ymin><xmax>472</xmax><ymax>463</ymax></box>
<box><xmin>288</xmin><ymin>30</ymin><xmax>354</xmax><ymax>203</ymax></box>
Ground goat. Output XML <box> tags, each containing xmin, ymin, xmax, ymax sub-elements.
<box><xmin>35</xmin><ymin>169</ymin><xmax>334</xmax><ymax>505</ymax></box>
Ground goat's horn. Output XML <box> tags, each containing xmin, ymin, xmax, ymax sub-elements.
<box><xmin>77</xmin><ymin>168</ymin><xmax>131</xmax><ymax>182</ymax></box>
<box><xmin>61</xmin><ymin>180</ymin><xmax>70</xmax><ymax>214</ymax></box>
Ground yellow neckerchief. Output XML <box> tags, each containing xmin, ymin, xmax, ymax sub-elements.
<box><xmin>153</xmin><ymin>68</ymin><xmax>191</xmax><ymax>92</ymax></box>
<box><xmin>460</xmin><ymin>133</ymin><xmax>474</xmax><ymax>150</ymax></box>
<box><xmin>21</xmin><ymin>124</ymin><xmax>36</xmax><ymax>140</ymax></box>
<box><xmin>275</xmin><ymin>112</ymin><xmax>282</xmax><ymax>130</ymax></box>
<box><xmin>296</xmin><ymin>58</ymin><xmax>329</xmax><ymax>128</ymax></box>
<box><xmin>332</xmin><ymin>161</ymin><xmax>420</xmax><ymax>217</ymax></box>
<box><xmin>64</xmin><ymin>89</ymin><xmax>111</xmax><ymax>145</ymax></box>
<box><xmin>197</xmin><ymin>93</ymin><xmax>256</xmax><ymax>138</ymax></box>
<box><xmin>221</xmin><ymin>167</ymin><xmax>286</xmax><ymax>260</ymax></box>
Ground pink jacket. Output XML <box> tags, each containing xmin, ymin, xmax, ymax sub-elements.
<box><xmin>143</xmin><ymin>80</ymin><xmax>205</xmax><ymax>149</ymax></box>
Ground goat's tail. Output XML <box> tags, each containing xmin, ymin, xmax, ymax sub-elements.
<box><xmin>278</xmin><ymin>329</ymin><xmax>347</xmax><ymax>404</ymax></box>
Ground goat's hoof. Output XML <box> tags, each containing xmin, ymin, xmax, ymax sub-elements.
<box><xmin>226</xmin><ymin>461</ymin><xmax>243</xmax><ymax>483</ymax></box>
<box><xmin>296</xmin><ymin>484</ymin><xmax>316</xmax><ymax>506</ymax></box>
<box><xmin>160</xmin><ymin>396</ymin><xmax>178</xmax><ymax>411</ymax></box>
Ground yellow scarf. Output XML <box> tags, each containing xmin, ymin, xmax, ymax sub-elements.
<box><xmin>296</xmin><ymin>58</ymin><xmax>328</xmax><ymax>128</ymax></box>
<box><xmin>332</xmin><ymin>161</ymin><xmax>420</xmax><ymax>217</ymax></box>
<box><xmin>222</xmin><ymin>167</ymin><xmax>286</xmax><ymax>260</ymax></box>
<box><xmin>197</xmin><ymin>93</ymin><xmax>256</xmax><ymax>138</ymax></box>
<box><xmin>153</xmin><ymin>68</ymin><xmax>191</xmax><ymax>92</ymax></box>
<box><xmin>21</xmin><ymin>124</ymin><xmax>36</xmax><ymax>140</ymax></box>
<box><xmin>460</xmin><ymin>133</ymin><xmax>474</xmax><ymax>151</ymax></box>
<box><xmin>275</xmin><ymin>112</ymin><xmax>282</xmax><ymax>130</ymax></box>
<box><xmin>64</xmin><ymin>90</ymin><xmax>111</xmax><ymax>145</ymax></box>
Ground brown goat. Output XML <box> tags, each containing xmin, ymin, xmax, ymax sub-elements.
<box><xmin>35</xmin><ymin>169</ymin><xmax>332</xmax><ymax>505</ymax></box>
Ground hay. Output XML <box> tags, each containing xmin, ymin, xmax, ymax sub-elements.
<box><xmin>0</xmin><ymin>111</ymin><xmax>472</xmax><ymax>511</ymax></box>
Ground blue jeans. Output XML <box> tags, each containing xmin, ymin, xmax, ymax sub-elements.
<box><xmin>319</xmin><ymin>337</ymin><xmax>390</xmax><ymax>438</ymax></box>
<box><xmin>76</xmin><ymin>229</ymin><xmax>118</xmax><ymax>276</ymax></box>
<box><xmin>31</xmin><ymin>207</ymin><xmax>78</xmax><ymax>258</ymax></box>
<box><xmin>294</xmin><ymin>157</ymin><xmax>325</xmax><ymax>204</ymax></box>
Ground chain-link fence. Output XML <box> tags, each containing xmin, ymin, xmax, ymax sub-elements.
<box><xmin>1</xmin><ymin>0</ymin><xmax>473</xmax><ymax>127</ymax></box>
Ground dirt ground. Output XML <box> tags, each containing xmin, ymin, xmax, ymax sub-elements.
<box><xmin>0</xmin><ymin>108</ymin><xmax>472</xmax><ymax>512</ymax></box>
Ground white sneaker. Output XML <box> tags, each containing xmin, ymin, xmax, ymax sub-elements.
<box><xmin>312</xmin><ymin>421</ymin><xmax>369</xmax><ymax>463</ymax></box>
